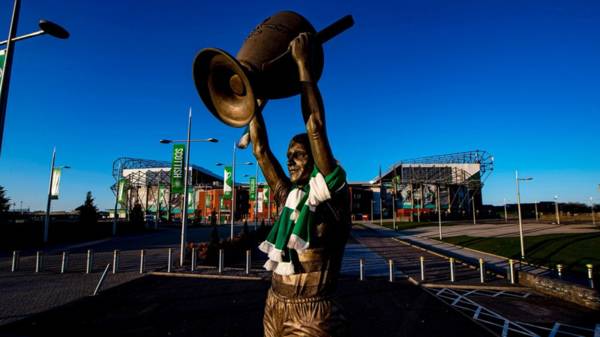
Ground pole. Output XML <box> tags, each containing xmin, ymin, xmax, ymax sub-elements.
<box><xmin>437</xmin><ymin>185</ymin><xmax>442</xmax><ymax>240</ymax></box>
<box><xmin>504</xmin><ymin>198</ymin><xmax>508</xmax><ymax>223</ymax></box>
<box><xmin>112</xmin><ymin>178</ymin><xmax>119</xmax><ymax>236</ymax></box>
<box><xmin>417</xmin><ymin>184</ymin><xmax>422</xmax><ymax>223</ymax></box>
<box><xmin>156</xmin><ymin>170</ymin><xmax>161</xmax><ymax>228</ymax></box>
<box><xmin>392</xmin><ymin>193</ymin><xmax>396</xmax><ymax>230</ymax></box>
<box><xmin>268</xmin><ymin>186</ymin><xmax>272</xmax><ymax>225</ymax></box>
<box><xmin>410</xmin><ymin>183</ymin><xmax>414</xmax><ymax>222</ymax></box>
<box><xmin>472</xmin><ymin>196</ymin><xmax>476</xmax><ymax>225</ymax></box>
<box><xmin>534</xmin><ymin>201</ymin><xmax>539</xmax><ymax>222</ymax></box>
<box><xmin>180</xmin><ymin>108</ymin><xmax>192</xmax><ymax>267</ymax></box>
<box><xmin>516</xmin><ymin>171</ymin><xmax>525</xmax><ymax>260</ymax></box>
<box><xmin>0</xmin><ymin>0</ymin><xmax>21</xmax><ymax>155</ymax></box>
<box><xmin>44</xmin><ymin>147</ymin><xmax>56</xmax><ymax>243</ymax></box>
<box><xmin>255</xmin><ymin>162</ymin><xmax>259</xmax><ymax>229</ymax></box>
<box><xmin>555</xmin><ymin>196</ymin><xmax>560</xmax><ymax>225</ymax></box>
<box><xmin>370</xmin><ymin>198</ymin><xmax>373</xmax><ymax>223</ymax></box>
<box><xmin>231</xmin><ymin>141</ymin><xmax>236</xmax><ymax>240</ymax></box>
<box><xmin>591</xmin><ymin>197</ymin><xmax>596</xmax><ymax>226</ymax></box>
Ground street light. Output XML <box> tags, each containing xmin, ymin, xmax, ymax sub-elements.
<box><xmin>554</xmin><ymin>195</ymin><xmax>560</xmax><ymax>225</ymax></box>
<box><xmin>160</xmin><ymin>108</ymin><xmax>218</xmax><ymax>267</ymax></box>
<box><xmin>515</xmin><ymin>170</ymin><xmax>533</xmax><ymax>260</ymax></box>
<box><xmin>217</xmin><ymin>159</ymin><xmax>253</xmax><ymax>240</ymax></box>
<box><xmin>0</xmin><ymin>0</ymin><xmax>70</xmax><ymax>155</ymax></box>
<box><xmin>43</xmin><ymin>147</ymin><xmax>70</xmax><ymax>243</ymax></box>
<box><xmin>504</xmin><ymin>198</ymin><xmax>508</xmax><ymax>223</ymax></box>
<box><xmin>590</xmin><ymin>197</ymin><xmax>595</xmax><ymax>226</ymax></box>
<box><xmin>244</xmin><ymin>163</ymin><xmax>260</xmax><ymax>229</ymax></box>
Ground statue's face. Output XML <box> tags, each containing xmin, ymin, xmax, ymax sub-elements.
<box><xmin>287</xmin><ymin>140</ymin><xmax>313</xmax><ymax>185</ymax></box>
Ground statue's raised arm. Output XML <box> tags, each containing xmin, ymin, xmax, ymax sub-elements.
<box><xmin>248</xmin><ymin>101</ymin><xmax>291</xmax><ymax>207</ymax></box>
<box><xmin>290</xmin><ymin>33</ymin><xmax>337</xmax><ymax>176</ymax></box>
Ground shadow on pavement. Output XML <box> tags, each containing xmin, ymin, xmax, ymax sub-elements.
<box><xmin>0</xmin><ymin>275</ymin><xmax>493</xmax><ymax>337</ymax></box>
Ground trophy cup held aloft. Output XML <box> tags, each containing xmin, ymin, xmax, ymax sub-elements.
<box><xmin>193</xmin><ymin>11</ymin><xmax>353</xmax><ymax>128</ymax></box>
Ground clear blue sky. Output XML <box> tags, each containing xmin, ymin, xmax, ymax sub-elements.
<box><xmin>0</xmin><ymin>0</ymin><xmax>598</xmax><ymax>211</ymax></box>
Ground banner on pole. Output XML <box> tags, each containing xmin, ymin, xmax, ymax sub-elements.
<box><xmin>187</xmin><ymin>189</ymin><xmax>195</xmax><ymax>214</ymax></box>
<box><xmin>249</xmin><ymin>177</ymin><xmax>256</xmax><ymax>201</ymax></box>
<box><xmin>0</xmin><ymin>50</ymin><xmax>5</xmax><ymax>82</ymax></box>
<box><xmin>117</xmin><ymin>178</ymin><xmax>128</xmax><ymax>205</ymax></box>
<box><xmin>170</xmin><ymin>144</ymin><xmax>185</xmax><ymax>194</ymax></box>
<box><xmin>158</xmin><ymin>186</ymin><xmax>168</xmax><ymax>210</ymax></box>
<box><xmin>263</xmin><ymin>185</ymin><xmax>269</xmax><ymax>203</ymax></box>
<box><xmin>223</xmin><ymin>166</ymin><xmax>232</xmax><ymax>200</ymax></box>
<box><xmin>50</xmin><ymin>168</ymin><xmax>62</xmax><ymax>199</ymax></box>
<box><xmin>258</xmin><ymin>191</ymin><xmax>264</xmax><ymax>212</ymax></box>
<box><xmin>205</xmin><ymin>192</ymin><xmax>212</xmax><ymax>208</ymax></box>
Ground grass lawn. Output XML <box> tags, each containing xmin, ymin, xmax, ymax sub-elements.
<box><xmin>361</xmin><ymin>220</ymin><xmax>463</xmax><ymax>231</ymax></box>
<box><xmin>442</xmin><ymin>233</ymin><xmax>600</xmax><ymax>274</ymax></box>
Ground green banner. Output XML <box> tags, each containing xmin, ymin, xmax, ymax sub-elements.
<box><xmin>158</xmin><ymin>186</ymin><xmax>167</xmax><ymax>210</ymax></box>
<box><xmin>187</xmin><ymin>189</ymin><xmax>195</xmax><ymax>214</ymax></box>
<box><xmin>170</xmin><ymin>144</ymin><xmax>185</xmax><ymax>194</ymax></box>
<box><xmin>50</xmin><ymin>168</ymin><xmax>62</xmax><ymax>200</ymax></box>
<box><xmin>220</xmin><ymin>195</ymin><xmax>225</xmax><ymax>210</ymax></box>
<box><xmin>223</xmin><ymin>166</ymin><xmax>232</xmax><ymax>200</ymax></box>
<box><xmin>205</xmin><ymin>193</ymin><xmax>212</xmax><ymax>208</ymax></box>
<box><xmin>117</xmin><ymin>178</ymin><xmax>128</xmax><ymax>205</ymax></box>
<box><xmin>0</xmin><ymin>50</ymin><xmax>5</xmax><ymax>82</ymax></box>
<box><xmin>263</xmin><ymin>185</ymin><xmax>269</xmax><ymax>203</ymax></box>
<box><xmin>249</xmin><ymin>177</ymin><xmax>256</xmax><ymax>201</ymax></box>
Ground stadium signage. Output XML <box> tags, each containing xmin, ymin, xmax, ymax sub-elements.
<box><xmin>170</xmin><ymin>144</ymin><xmax>185</xmax><ymax>194</ymax></box>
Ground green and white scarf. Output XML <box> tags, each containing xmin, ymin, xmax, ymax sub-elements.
<box><xmin>258</xmin><ymin>165</ymin><xmax>346</xmax><ymax>275</ymax></box>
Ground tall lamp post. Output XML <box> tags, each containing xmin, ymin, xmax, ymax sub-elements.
<box><xmin>0</xmin><ymin>0</ymin><xmax>69</xmax><ymax>154</ymax></box>
<box><xmin>515</xmin><ymin>170</ymin><xmax>533</xmax><ymax>260</ymax></box>
<box><xmin>244</xmin><ymin>163</ymin><xmax>260</xmax><ymax>229</ymax></box>
<box><xmin>160</xmin><ymin>111</ymin><xmax>218</xmax><ymax>267</ymax></box>
<box><xmin>217</xmin><ymin>159</ymin><xmax>253</xmax><ymax>240</ymax></box>
<box><xmin>590</xmin><ymin>197</ymin><xmax>595</xmax><ymax>226</ymax></box>
<box><xmin>504</xmin><ymin>198</ymin><xmax>508</xmax><ymax>223</ymax></box>
<box><xmin>554</xmin><ymin>195</ymin><xmax>560</xmax><ymax>225</ymax></box>
<box><xmin>43</xmin><ymin>147</ymin><xmax>70</xmax><ymax>243</ymax></box>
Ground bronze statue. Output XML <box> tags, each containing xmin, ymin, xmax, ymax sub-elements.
<box><xmin>193</xmin><ymin>11</ymin><xmax>353</xmax><ymax>337</ymax></box>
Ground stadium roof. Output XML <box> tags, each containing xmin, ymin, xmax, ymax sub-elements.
<box><xmin>371</xmin><ymin>150</ymin><xmax>494</xmax><ymax>184</ymax></box>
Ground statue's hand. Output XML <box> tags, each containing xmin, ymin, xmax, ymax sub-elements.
<box><xmin>290</xmin><ymin>32</ymin><xmax>313</xmax><ymax>81</ymax></box>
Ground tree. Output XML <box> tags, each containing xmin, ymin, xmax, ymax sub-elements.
<box><xmin>76</xmin><ymin>191</ymin><xmax>98</xmax><ymax>225</ymax></box>
<box><xmin>129</xmin><ymin>203</ymin><xmax>145</xmax><ymax>229</ymax></box>
<box><xmin>0</xmin><ymin>186</ymin><xmax>10</xmax><ymax>222</ymax></box>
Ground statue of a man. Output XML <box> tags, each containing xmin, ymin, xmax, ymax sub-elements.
<box><xmin>249</xmin><ymin>32</ymin><xmax>351</xmax><ymax>337</ymax></box>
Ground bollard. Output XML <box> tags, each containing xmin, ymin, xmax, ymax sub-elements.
<box><xmin>556</xmin><ymin>264</ymin><xmax>563</xmax><ymax>278</ymax></box>
<box><xmin>139</xmin><ymin>249</ymin><xmax>145</xmax><ymax>274</ymax></box>
<box><xmin>508</xmin><ymin>259</ymin><xmax>515</xmax><ymax>284</ymax></box>
<box><xmin>245</xmin><ymin>250</ymin><xmax>251</xmax><ymax>275</ymax></box>
<box><xmin>388</xmin><ymin>259</ymin><xmax>394</xmax><ymax>282</ymax></box>
<box><xmin>479</xmin><ymin>258</ymin><xmax>485</xmax><ymax>283</ymax></box>
<box><xmin>449</xmin><ymin>258</ymin><xmax>455</xmax><ymax>282</ymax></box>
<box><xmin>86</xmin><ymin>249</ymin><xmax>94</xmax><ymax>274</ymax></box>
<box><xmin>11</xmin><ymin>251</ymin><xmax>19</xmax><ymax>272</ymax></box>
<box><xmin>61</xmin><ymin>251</ymin><xmax>69</xmax><ymax>274</ymax></box>
<box><xmin>586</xmin><ymin>264</ymin><xmax>594</xmax><ymax>289</ymax></box>
<box><xmin>112</xmin><ymin>250</ymin><xmax>119</xmax><ymax>274</ymax></box>
<box><xmin>191</xmin><ymin>248</ymin><xmax>196</xmax><ymax>272</ymax></box>
<box><xmin>419</xmin><ymin>256</ymin><xmax>425</xmax><ymax>281</ymax></box>
<box><xmin>218</xmin><ymin>249</ymin><xmax>224</xmax><ymax>273</ymax></box>
<box><xmin>35</xmin><ymin>251</ymin><xmax>43</xmax><ymax>273</ymax></box>
<box><xmin>167</xmin><ymin>248</ymin><xmax>172</xmax><ymax>273</ymax></box>
<box><xmin>359</xmin><ymin>258</ymin><xmax>365</xmax><ymax>281</ymax></box>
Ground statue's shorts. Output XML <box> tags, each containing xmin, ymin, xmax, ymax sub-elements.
<box><xmin>263</xmin><ymin>288</ymin><xmax>347</xmax><ymax>337</ymax></box>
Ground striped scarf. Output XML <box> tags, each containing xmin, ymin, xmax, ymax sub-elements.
<box><xmin>258</xmin><ymin>165</ymin><xmax>346</xmax><ymax>275</ymax></box>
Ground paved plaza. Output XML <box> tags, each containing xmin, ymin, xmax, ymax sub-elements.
<box><xmin>398</xmin><ymin>221</ymin><xmax>599</xmax><ymax>238</ymax></box>
<box><xmin>0</xmin><ymin>224</ymin><xmax>598</xmax><ymax>336</ymax></box>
